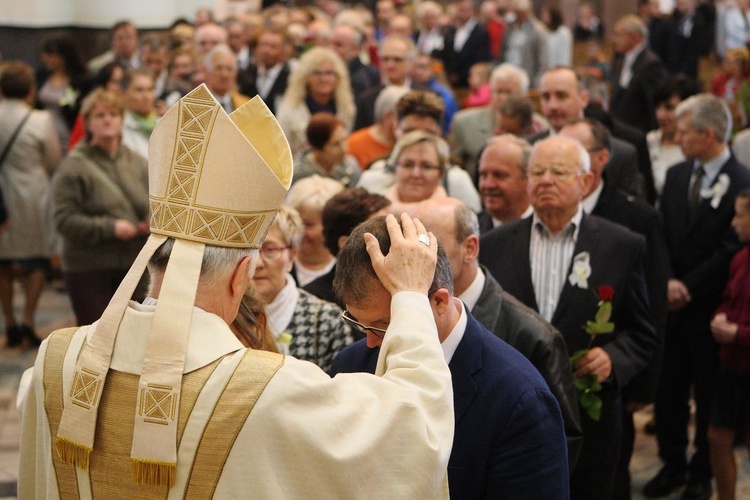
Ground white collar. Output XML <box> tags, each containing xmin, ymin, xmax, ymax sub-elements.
<box><xmin>458</xmin><ymin>268</ymin><xmax>486</xmax><ymax>311</ymax></box>
<box><xmin>582</xmin><ymin>180</ymin><xmax>605</xmax><ymax>214</ymax></box>
<box><xmin>106</xmin><ymin>299</ymin><xmax>243</xmax><ymax>374</ymax></box>
<box><xmin>697</xmin><ymin>146</ymin><xmax>730</xmax><ymax>183</ymax></box>
<box><xmin>532</xmin><ymin>204</ymin><xmax>584</xmax><ymax>239</ymax></box>
<box><xmin>441</xmin><ymin>299</ymin><xmax>467</xmax><ymax>364</ymax></box>
<box><xmin>266</xmin><ymin>273</ymin><xmax>300</xmax><ymax>337</ymax></box>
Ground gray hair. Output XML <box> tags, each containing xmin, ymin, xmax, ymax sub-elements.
<box><xmin>484</xmin><ymin>134</ymin><xmax>533</xmax><ymax>175</ymax></box>
<box><xmin>204</xmin><ymin>43</ymin><xmax>236</xmax><ymax>70</ymax></box>
<box><xmin>271</xmin><ymin>205</ymin><xmax>304</xmax><ymax>251</ymax></box>
<box><xmin>416</xmin><ymin>1</ymin><xmax>443</xmax><ymax>19</ymax></box>
<box><xmin>387</xmin><ymin>130</ymin><xmax>451</xmax><ymax>172</ymax></box>
<box><xmin>374</xmin><ymin>85</ymin><xmax>411</xmax><ymax>122</ymax></box>
<box><xmin>379</xmin><ymin>35</ymin><xmax>417</xmax><ymax>61</ymax></box>
<box><xmin>617</xmin><ymin>14</ymin><xmax>647</xmax><ymax>39</ymax></box>
<box><xmin>454</xmin><ymin>201</ymin><xmax>480</xmax><ymax>240</ymax></box>
<box><xmin>285</xmin><ymin>174</ymin><xmax>344</xmax><ymax>215</ymax></box>
<box><xmin>531</xmin><ymin>136</ymin><xmax>591</xmax><ymax>172</ymax></box>
<box><xmin>490</xmin><ymin>63</ymin><xmax>530</xmax><ymax>94</ymax></box>
<box><xmin>675</xmin><ymin>93</ymin><xmax>732</xmax><ymax>144</ymax></box>
<box><xmin>148</xmin><ymin>238</ymin><xmax>259</xmax><ymax>291</ymax></box>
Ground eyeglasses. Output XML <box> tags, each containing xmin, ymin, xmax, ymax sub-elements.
<box><xmin>527</xmin><ymin>164</ymin><xmax>582</xmax><ymax>180</ymax></box>
<box><xmin>311</xmin><ymin>70</ymin><xmax>337</xmax><ymax>78</ymax></box>
<box><xmin>396</xmin><ymin>160</ymin><xmax>443</xmax><ymax>172</ymax></box>
<box><xmin>341</xmin><ymin>310</ymin><xmax>388</xmax><ymax>339</ymax></box>
<box><xmin>381</xmin><ymin>55</ymin><xmax>406</xmax><ymax>63</ymax></box>
<box><xmin>258</xmin><ymin>245</ymin><xmax>290</xmax><ymax>261</ymax></box>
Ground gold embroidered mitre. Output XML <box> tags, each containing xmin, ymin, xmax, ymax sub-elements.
<box><xmin>55</xmin><ymin>85</ymin><xmax>292</xmax><ymax>488</ymax></box>
<box><xmin>149</xmin><ymin>84</ymin><xmax>291</xmax><ymax>248</ymax></box>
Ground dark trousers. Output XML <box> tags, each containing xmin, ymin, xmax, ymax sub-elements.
<box><xmin>570</xmin><ymin>386</ymin><xmax>623</xmax><ymax>500</ymax></box>
<box><xmin>65</xmin><ymin>269</ymin><xmax>148</xmax><ymax>326</ymax></box>
<box><xmin>613</xmin><ymin>409</ymin><xmax>636</xmax><ymax>500</ymax></box>
<box><xmin>654</xmin><ymin>312</ymin><xmax>719</xmax><ymax>481</ymax></box>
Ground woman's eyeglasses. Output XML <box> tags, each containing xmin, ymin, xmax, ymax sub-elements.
<box><xmin>258</xmin><ymin>245</ymin><xmax>290</xmax><ymax>261</ymax></box>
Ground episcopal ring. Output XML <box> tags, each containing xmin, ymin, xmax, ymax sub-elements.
<box><xmin>418</xmin><ymin>234</ymin><xmax>431</xmax><ymax>246</ymax></box>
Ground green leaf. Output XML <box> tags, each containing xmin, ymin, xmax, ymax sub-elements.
<box><xmin>586</xmin><ymin>396</ymin><xmax>603</xmax><ymax>421</ymax></box>
<box><xmin>585</xmin><ymin>321</ymin><xmax>615</xmax><ymax>335</ymax></box>
<box><xmin>595</xmin><ymin>301</ymin><xmax>612</xmax><ymax>324</ymax></box>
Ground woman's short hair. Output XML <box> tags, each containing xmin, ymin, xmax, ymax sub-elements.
<box><xmin>387</xmin><ymin>130</ymin><xmax>450</xmax><ymax>173</ymax></box>
<box><xmin>41</xmin><ymin>35</ymin><xmax>86</xmax><ymax>77</ymax></box>
<box><xmin>0</xmin><ymin>61</ymin><xmax>35</xmax><ymax>99</ymax></box>
<box><xmin>285</xmin><ymin>175</ymin><xmax>344</xmax><ymax>215</ymax></box>
<box><xmin>271</xmin><ymin>205</ymin><xmax>305</xmax><ymax>251</ymax></box>
<box><xmin>80</xmin><ymin>88</ymin><xmax>125</xmax><ymax>130</ymax></box>
<box><xmin>306</xmin><ymin>113</ymin><xmax>345</xmax><ymax>151</ymax></box>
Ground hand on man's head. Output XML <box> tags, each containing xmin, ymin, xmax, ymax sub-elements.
<box><xmin>364</xmin><ymin>213</ymin><xmax>437</xmax><ymax>296</ymax></box>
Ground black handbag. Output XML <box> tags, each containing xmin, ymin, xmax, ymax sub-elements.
<box><xmin>0</xmin><ymin>110</ymin><xmax>32</xmax><ymax>225</ymax></box>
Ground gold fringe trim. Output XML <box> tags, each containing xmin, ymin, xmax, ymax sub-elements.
<box><xmin>54</xmin><ymin>436</ymin><xmax>92</xmax><ymax>469</ymax></box>
<box><xmin>131</xmin><ymin>458</ymin><xmax>176</xmax><ymax>488</ymax></box>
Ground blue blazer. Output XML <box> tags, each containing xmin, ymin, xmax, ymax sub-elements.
<box><xmin>330</xmin><ymin>308</ymin><xmax>569</xmax><ymax>500</ymax></box>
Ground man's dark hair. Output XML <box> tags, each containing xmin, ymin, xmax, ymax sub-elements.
<box><xmin>334</xmin><ymin>216</ymin><xmax>453</xmax><ymax>307</ymax></box>
<box><xmin>738</xmin><ymin>187</ymin><xmax>750</xmax><ymax>212</ymax></box>
<box><xmin>499</xmin><ymin>96</ymin><xmax>533</xmax><ymax>129</ymax></box>
<box><xmin>654</xmin><ymin>74</ymin><xmax>702</xmax><ymax>107</ymax></box>
<box><xmin>112</xmin><ymin>20</ymin><xmax>137</xmax><ymax>37</ymax></box>
<box><xmin>396</xmin><ymin>90</ymin><xmax>445</xmax><ymax>127</ymax></box>
<box><xmin>322</xmin><ymin>188</ymin><xmax>391</xmax><ymax>256</ymax></box>
<box><xmin>0</xmin><ymin>61</ymin><xmax>35</xmax><ymax>99</ymax></box>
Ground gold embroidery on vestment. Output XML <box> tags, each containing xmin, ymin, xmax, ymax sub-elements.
<box><xmin>43</xmin><ymin>327</ymin><xmax>83</xmax><ymax>498</ymax></box>
<box><xmin>184</xmin><ymin>349</ymin><xmax>284</xmax><ymax>498</ymax></box>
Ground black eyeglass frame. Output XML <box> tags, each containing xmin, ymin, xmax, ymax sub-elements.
<box><xmin>341</xmin><ymin>310</ymin><xmax>388</xmax><ymax>339</ymax></box>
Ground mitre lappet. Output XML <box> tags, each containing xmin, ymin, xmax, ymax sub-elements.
<box><xmin>54</xmin><ymin>84</ymin><xmax>293</xmax><ymax>487</ymax></box>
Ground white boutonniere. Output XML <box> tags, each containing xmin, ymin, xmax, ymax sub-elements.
<box><xmin>568</xmin><ymin>251</ymin><xmax>591</xmax><ymax>289</ymax></box>
<box><xmin>700</xmin><ymin>173</ymin><xmax>730</xmax><ymax>209</ymax></box>
<box><xmin>58</xmin><ymin>86</ymin><xmax>79</xmax><ymax>108</ymax></box>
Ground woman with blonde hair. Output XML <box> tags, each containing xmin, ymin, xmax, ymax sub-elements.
<box><xmin>276</xmin><ymin>47</ymin><xmax>355</xmax><ymax>155</ymax></box>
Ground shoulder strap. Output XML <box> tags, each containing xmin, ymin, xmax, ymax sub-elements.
<box><xmin>0</xmin><ymin>111</ymin><xmax>31</xmax><ymax>168</ymax></box>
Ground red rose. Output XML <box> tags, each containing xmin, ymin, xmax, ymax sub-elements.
<box><xmin>598</xmin><ymin>285</ymin><xmax>615</xmax><ymax>301</ymax></box>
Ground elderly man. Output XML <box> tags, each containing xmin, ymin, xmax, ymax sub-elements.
<box><xmin>560</xmin><ymin>118</ymin><xmax>669</xmax><ymax>499</ymax></box>
<box><xmin>479</xmin><ymin>135</ymin><xmax>657</xmax><ymax>498</ymax></box>
<box><xmin>240</xmin><ymin>29</ymin><xmax>291</xmax><ymax>114</ymax></box>
<box><xmin>609</xmin><ymin>15</ymin><xmax>667</xmax><ymax>133</ymax></box>
<box><xmin>414</xmin><ymin>197</ymin><xmax>582</xmax><ymax>472</ymax></box>
<box><xmin>354</xmin><ymin>35</ymin><xmax>417</xmax><ymax>130</ymax></box>
<box><xmin>477</xmin><ymin>134</ymin><xmax>533</xmax><ymax>233</ymax></box>
<box><xmin>224</xmin><ymin>16</ymin><xmax>251</xmax><ymax>71</ymax></box>
<box><xmin>450</xmin><ymin>63</ymin><xmax>546</xmax><ymax>179</ymax></box>
<box><xmin>88</xmin><ymin>20</ymin><xmax>140</xmax><ymax>74</ymax></box>
<box><xmin>533</xmin><ymin>66</ymin><xmax>641</xmax><ymax>198</ymax></box>
<box><xmin>18</xmin><ymin>87</ymin><xmax>455</xmax><ymax>497</ymax></box>
<box><xmin>645</xmin><ymin>95</ymin><xmax>750</xmax><ymax>500</ymax></box>
<box><xmin>205</xmin><ymin>45</ymin><xmax>249</xmax><ymax>113</ymax></box>
<box><xmin>415</xmin><ymin>1</ymin><xmax>447</xmax><ymax>57</ymax></box>
<box><xmin>331</xmin><ymin>23</ymin><xmax>380</xmax><ymax>101</ymax></box>
<box><xmin>331</xmin><ymin>216</ymin><xmax>569</xmax><ymax>500</ymax></box>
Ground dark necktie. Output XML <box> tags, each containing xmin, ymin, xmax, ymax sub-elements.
<box><xmin>688</xmin><ymin>165</ymin><xmax>705</xmax><ymax>212</ymax></box>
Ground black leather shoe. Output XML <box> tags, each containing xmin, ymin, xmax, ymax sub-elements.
<box><xmin>643</xmin><ymin>464</ymin><xmax>688</xmax><ymax>497</ymax></box>
<box><xmin>20</xmin><ymin>324</ymin><xmax>41</xmax><ymax>347</ymax></box>
<box><xmin>680</xmin><ymin>479</ymin><xmax>711</xmax><ymax>500</ymax></box>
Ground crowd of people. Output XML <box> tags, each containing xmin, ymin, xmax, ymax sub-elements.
<box><xmin>3</xmin><ymin>0</ymin><xmax>750</xmax><ymax>498</ymax></box>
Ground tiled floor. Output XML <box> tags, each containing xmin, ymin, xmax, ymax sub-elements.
<box><xmin>1</xmin><ymin>281</ymin><xmax>749</xmax><ymax>499</ymax></box>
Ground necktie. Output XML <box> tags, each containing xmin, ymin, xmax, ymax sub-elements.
<box><xmin>688</xmin><ymin>165</ymin><xmax>705</xmax><ymax>212</ymax></box>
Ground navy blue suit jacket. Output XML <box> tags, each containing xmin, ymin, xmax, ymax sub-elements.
<box><xmin>330</xmin><ymin>308</ymin><xmax>569</xmax><ymax>500</ymax></box>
